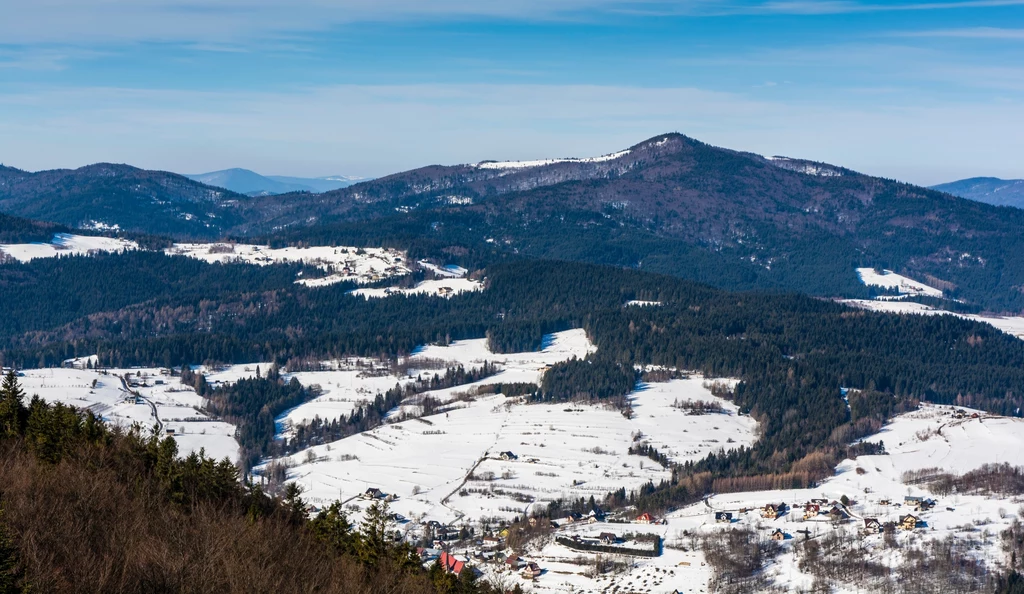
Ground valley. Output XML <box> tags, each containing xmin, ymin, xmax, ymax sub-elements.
<box><xmin>4</xmin><ymin>137</ymin><xmax>1024</xmax><ymax>594</ymax></box>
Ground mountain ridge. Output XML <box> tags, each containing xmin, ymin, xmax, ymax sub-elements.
<box><xmin>0</xmin><ymin>162</ymin><xmax>248</xmax><ymax>237</ymax></box>
<box><xmin>186</xmin><ymin>168</ymin><xmax>359</xmax><ymax>196</ymax></box>
<box><xmin>931</xmin><ymin>176</ymin><xmax>1024</xmax><ymax>209</ymax></box>
<box><xmin>6</xmin><ymin>134</ymin><xmax>1024</xmax><ymax>311</ymax></box>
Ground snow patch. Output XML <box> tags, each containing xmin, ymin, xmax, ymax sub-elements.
<box><xmin>475</xmin><ymin>149</ymin><xmax>630</xmax><ymax>170</ymax></box>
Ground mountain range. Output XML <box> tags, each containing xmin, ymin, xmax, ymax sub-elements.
<box><xmin>4</xmin><ymin>133</ymin><xmax>1024</xmax><ymax>311</ymax></box>
<box><xmin>931</xmin><ymin>177</ymin><xmax>1024</xmax><ymax>209</ymax></box>
<box><xmin>185</xmin><ymin>168</ymin><xmax>360</xmax><ymax>196</ymax></box>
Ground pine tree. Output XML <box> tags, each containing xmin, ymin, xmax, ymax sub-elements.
<box><xmin>0</xmin><ymin>371</ymin><xmax>25</xmax><ymax>438</ymax></box>
<box><xmin>357</xmin><ymin>500</ymin><xmax>392</xmax><ymax>568</ymax></box>
<box><xmin>283</xmin><ymin>482</ymin><xmax>306</xmax><ymax>524</ymax></box>
<box><xmin>309</xmin><ymin>503</ymin><xmax>355</xmax><ymax>555</ymax></box>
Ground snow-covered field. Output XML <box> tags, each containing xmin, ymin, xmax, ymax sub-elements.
<box><xmin>272</xmin><ymin>372</ymin><xmax>755</xmax><ymax>532</ymax></box>
<box><xmin>0</xmin><ymin>233</ymin><xmax>138</xmax><ymax>262</ymax></box>
<box><xmin>844</xmin><ymin>299</ymin><xmax>1024</xmax><ymax>340</ymax></box>
<box><xmin>349</xmin><ymin>278</ymin><xmax>483</xmax><ymax>299</ymax></box>
<box><xmin>856</xmin><ymin>267</ymin><xmax>943</xmax><ymax>298</ymax></box>
<box><xmin>165</xmin><ymin>243</ymin><xmax>410</xmax><ymax>286</ymax></box>
<box><xmin>0</xmin><ymin>236</ymin><xmax>479</xmax><ymax>296</ymax></box>
<box><xmin>277</xmin><ymin>329</ymin><xmax>596</xmax><ymax>435</ymax></box>
<box><xmin>20</xmin><ymin>367</ymin><xmax>239</xmax><ymax>463</ymax></box>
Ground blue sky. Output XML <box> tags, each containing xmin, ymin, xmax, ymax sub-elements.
<box><xmin>1</xmin><ymin>0</ymin><xmax>1022</xmax><ymax>184</ymax></box>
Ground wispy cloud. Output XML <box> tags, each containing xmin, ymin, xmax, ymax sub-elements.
<box><xmin>0</xmin><ymin>1</ymin><xmax>695</xmax><ymax>44</ymax></box>
<box><xmin>898</xmin><ymin>26</ymin><xmax>1024</xmax><ymax>38</ymax></box>
<box><xmin>755</xmin><ymin>0</ymin><xmax>1024</xmax><ymax>15</ymax></box>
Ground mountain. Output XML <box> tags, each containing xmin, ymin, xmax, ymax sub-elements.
<box><xmin>186</xmin><ymin>168</ymin><xmax>358</xmax><ymax>196</ymax></box>
<box><xmin>931</xmin><ymin>177</ymin><xmax>1024</xmax><ymax>209</ymax></box>
<box><xmin>243</xmin><ymin>133</ymin><xmax>1024</xmax><ymax>312</ymax></box>
<box><xmin>0</xmin><ymin>163</ymin><xmax>249</xmax><ymax>237</ymax></box>
<box><xmin>265</xmin><ymin>174</ymin><xmax>360</xmax><ymax>193</ymax></box>
<box><xmin>8</xmin><ymin>135</ymin><xmax>1024</xmax><ymax>311</ymax></box>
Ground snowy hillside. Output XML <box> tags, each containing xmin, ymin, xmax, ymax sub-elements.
<box><xmin>856</xmin><ymin>267</ymin><xmax>943</xmax><ymax>298</ymax></box>
<box><xmin>277</xmin><ymin>329</ymin><xmax>595</xmax><ymax>433</ymax></box>
<box><xmin>20</xmin><ymin>367</ymin><xmax>239</xmax><ymax>463</ymax></box>
<box><xmin>0</xmin><ymin>233</ymin><xmax>138</xmax><ymax>262</ymax></box>
<box><xmin>272</xmin><ymin>370</ymin><xmax>753</xmax><ymax>538</ymax></box>
<box><xmin>844</xmin><ymin>299</ymin><xmax>1024</xmax><ymax>341</ymax></box>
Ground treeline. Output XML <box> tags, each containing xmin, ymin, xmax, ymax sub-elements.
<box><xmin>281</xmin><ymin>363</ymin><xmax>502</xmax><ymax>460</ymax></box>
<box><xmin>908</xmin><ymin>463</ymin><xmax>1024</xmax><ymax>497</ymax></box>
<box><xmin>538</xmin><ymin>356</ymin><xmax>637</xmax><ymax>406</ymax></box>
<box><xmin>0</xmin><ymin>212</ymin><xmax>69</xmax><ymax>244</ymax></box>
<box><xmin>0</xmin><ymin>371</ymin><xmax>503</xmax><ymax>594</ymax></box>
<box><xmin>199</xmin><ymin>362</ymin><xmax>502</xmax><ymax>470</ymax></box>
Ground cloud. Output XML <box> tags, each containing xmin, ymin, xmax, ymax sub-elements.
<box><xmin>0</xmin><ymin>1</ymin><xmax>700</xmax><ymax>44</ymax></box>
<box><xmin>0</xmin><ymin>82</ymin><xmax>1021</xmax><ymax>185</ymax></box>
<box><xmin>755</xmin><ymin>0</ymin><xmax>1024</xmax><ymax>14</ymax></box>
<box><xmin>899</xmin><ymin>27</ymin><xmax>1024</xmax><ymax>38</ymax></box>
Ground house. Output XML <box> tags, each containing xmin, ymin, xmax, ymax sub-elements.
<box><xmin>481</xmin><ymin>536</ymin><xmax>502</xmax><ymax>548</ymax></box>
<box><xmin>879</xmin><ymin>499</ymin><xmax>892</xmax><ymax>506</ymax></box>
<box><xmin>636</xmin><ymin>512</ymin><xmax>655</xmax><ymax>524</ymax></box>
<box><xmin>564</xmin><ymin>512</ymin><xmax>583</xmax><ymax>524</ymax></box>
<box><xmin>599</xmin><ymin>532</ymin><xmax>618</xmax><ymax>545</ymax></box>
<box><xmin>438</xmin><ymin>286</ymin><xmax>454</xmax><ymax>297</ymax></box>
<box><xmin>761</xmin><ymin>504</ymin><xmax>782</xmax><ymax>519</ymax></box>
<box><xmin>362</xmin><ymin>487</ymin><xmax>384</xmax><ymax>500</ymax></box>
<box><xmin>863</xmin><ymin>518</ymin><xmax>882</xmax><ymax>535</ymax></box>
<box><xmin>770</xmin><ymin>529</ymin><xmax>786</xmax><ymax>541</ymax></box>
<box><xmin>803</xmin><ymin>504</ymin><xmax>821</xmax><ymax>520</ymax></box>
<box><xmin>953</xmin><ymin>409</ymin><xmax>967</xmax><ymax>419</ymax></box>
<box><xmin>439</xmin><ymin>552</ymin><xmax>465</xmax><ymax>577</ymax></box>
<box><xmin>810</xmin><ymin>498</ymin><xmax>829</xmax><ymax>506</ymax></box>
<box><xmin>904</xmin><ymin>495</ymin><xmax>933</xmax><ymax>511</ymax></box>
<box><xmin>499</xmin><ymin>451</ymin><xmax>518</xmax><ymax>461</ymax></box>
<box><xmin>715</xmin><ymin>511</ymin><xmax>733</xmax><ymax>523</ymax></box>
<box><xmin>900</xmin><ymin>515</ymin><xmax>919</xmax><ymax>531</ymax></box>
<box><xmin>521</xmin><ymin>562</ymin><xmax>542</xmax><ymax>580</ymax></box>
<box><xmin>828</xmin><ymin>506</ymin><xmax>848</xmax><ymax>522</ymax></box>
<box><xmin>165</xmin><ymin>427</ymin><xmax>176</xmax><ymax>436</ymax></box>
<box><xmin>505</xmin><ymin>555</ymin><xmax>524</xmax><ymax>570</ymax></box>
<box><xmin>528</xmin><ymin>517</ymin><xmax>539</xmax><ymax>527</ymax></box>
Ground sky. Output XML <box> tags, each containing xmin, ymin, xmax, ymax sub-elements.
<box><xmin>1</xmin><ymin>0</ymin><xmax>1022</xmax><ymax>185</ymax></box>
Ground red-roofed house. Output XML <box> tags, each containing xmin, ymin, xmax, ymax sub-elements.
<box><xmin>439</xmin><ymin>551</ymin><xmax>465</xmax><ymax>577</ymax></box>
<box><xmin>636</xmin><ymin>513</ymin><xmax>655</xmax><ymax>524</ymax></box>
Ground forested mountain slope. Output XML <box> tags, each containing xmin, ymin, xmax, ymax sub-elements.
<box><xmin>7</xmin><ymin>134</ymin><xmax>1024</xmax><ymax>310</ymax></box>
<box><xmin>244</xmin><ymin>134</ymin><xmax>1024</xmax><ymax>311</ymax></box>
<box><xmin>0</xmin><ymin>164</ymin><xmax>248</xmax><ymax>237</ymax></box>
